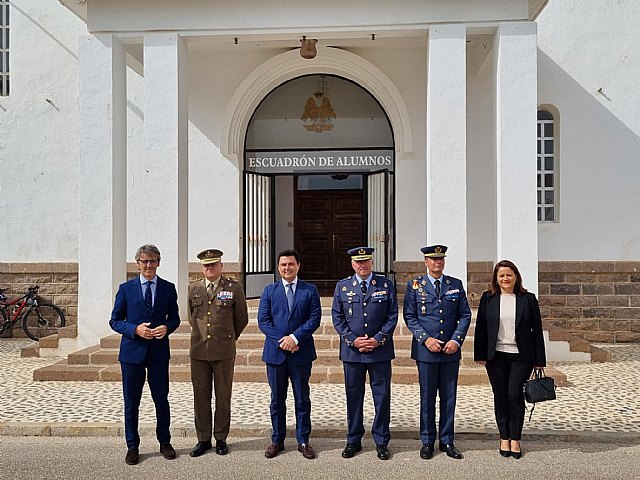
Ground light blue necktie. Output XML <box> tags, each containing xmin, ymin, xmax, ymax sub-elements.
<box><xmin>286</xmin><ymin>283</ymin><xmax>294</xmax><ymax>312</ymax></box>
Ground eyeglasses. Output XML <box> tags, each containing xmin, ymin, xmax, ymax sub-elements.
<box><xmin>138</xmin><ymin>259</ymin><xmax>159</xmax><ymax>265</ymax></box>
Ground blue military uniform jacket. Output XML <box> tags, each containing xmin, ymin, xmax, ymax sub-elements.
<box><xmin>403</xmin><ymin>274</ymin><xmax>471</xmax><ymax>363</ymax></box>
<box><xmin>332</xmin><ymin>274</ymin><xmax>398</xmax><ymax>363</ymax></box>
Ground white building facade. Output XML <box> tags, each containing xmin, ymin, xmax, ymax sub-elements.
<box><xmin>1</xmin><ymin>0</ymin><xmax>639</xmax><ymax>347</ymax></box>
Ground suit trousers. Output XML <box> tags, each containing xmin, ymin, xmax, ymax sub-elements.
<box><xmin>343</xmin><ymin>360</ymin><xmax>392</xmax><ymax>446</ymax></box>
<box><xmin>120</xmin><ymin>355</ymin><xmax>171</xmax><ymax>449</ymax></box>
<box><xmin>485</xmin><ymin>351</ymin><xmax>534</xmax><ymax>441</ymax></box>
<box><xmin>417</xmin><ymin>360</ymin><xmax>459</xmax><ymax>445</ymax></box>
<box><xmin>266</xmin><ymin>358</ymin><xmax>313</xmax><ymax>445</ymax></box>
<box><xmin>191</xmin><ymin>356</ymin><xmax>236</xmax><ymax>442</ymax></box>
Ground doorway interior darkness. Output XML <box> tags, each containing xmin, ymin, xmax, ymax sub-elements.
<box><xmin>295</xmin><ymin>175</ymin><xmax>364</xmax><ymax>295</ymax></box>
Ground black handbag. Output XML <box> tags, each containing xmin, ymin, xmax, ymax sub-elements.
<box><xmin>523</xmin><ymin>368</ymin><xmax>556</xmax><ymax>420</ymax></box>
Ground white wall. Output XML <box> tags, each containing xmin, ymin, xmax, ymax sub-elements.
<box><xmin>5</xmin><ymin>0</ymin><xmax>639</xmax><ymax>267</ymax></box>
<box><xmin>536</xmin><ymin>0</ymin><xmax>640</xmax><ymax>260</ymax></box>
<box><xmin>0</xmin><ymin>1</ymin><xmax>84</xmax><ymax>261</ymax></box>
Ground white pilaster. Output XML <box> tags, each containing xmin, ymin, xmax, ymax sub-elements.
<box><xmin>78</xmin><ymin>34</ymin><xmax>127</xmax><ymax>347</ymax></box>
<box><xmin>495</xmin><ymin>22</ymin><xmax>538</xmax><ymax>293</ymax></box>
<box><xmin>426</xmin><ymin>24</ymin><xmax>468</xmax><ymax>282</ymax></box>
<box><xmin>143</xmin><ymin>33</ymin><xmax>188</xmax><ymax>308</ymax></box>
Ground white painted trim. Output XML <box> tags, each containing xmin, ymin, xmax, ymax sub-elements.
<box><xmin>220</xmin><ymin>46</ymin><xmax>413</xmax><ymax>161</ymax></box>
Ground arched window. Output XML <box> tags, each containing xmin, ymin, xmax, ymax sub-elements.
<box><xmin>0</xmin><ymin>0</ymin><xmax>8</xmax><ymax>96</ymax></box>
<box><xmin>537</xmin><ymin>109</ymin><xmax>557</xmax><ymax>222</ymax></box>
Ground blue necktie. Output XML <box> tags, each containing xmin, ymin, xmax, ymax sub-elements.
<box><xmin>360</xmin><ymin>280</ymin><xmax>367</xmax><ymax>295</ymax></box>
<box><xmin>144</xmin><ymin>281</ymin><xmax>153</xmax><ymax>313</ymax></box>
<box><xmin>286</xmin><ymin>283</ymin><xmax>294</xmax><ymax>312</ymax></box>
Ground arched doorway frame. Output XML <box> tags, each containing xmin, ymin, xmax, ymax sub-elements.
<box><xmin>220</xmin><ymin>46</ymin><xmax>413</xmax><ymax>161</ymax></box>
<box><xmin>223</xmin><ymin>46</ymin><xmax>413</xmax><ymax>296</ymax></box>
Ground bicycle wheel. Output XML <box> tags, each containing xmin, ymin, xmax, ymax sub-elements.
<box><xmin>22</xmin><ymin>304</ymin><xmax>66</xmax><ymax>341</ymax></box>
<box><xmin>0</xmin><ymin>307</ymin><xmax>10</xmax><ymax>337</ymax></box>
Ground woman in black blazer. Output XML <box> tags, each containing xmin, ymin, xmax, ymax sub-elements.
<box><xmin>474</xmin><ymin>260</ymin><xmax>546</xmax><ymax>459</ymax></box>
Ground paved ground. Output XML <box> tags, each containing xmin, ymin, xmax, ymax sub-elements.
<box><xmin>2</xmin><ymin>436</ymin><xmax>640</xmax><ymax>480</ymax></box>
<box><xmin>0</xmin><ymin>339</ymin><xmax>639</xmax><ymax>442</ymax></box>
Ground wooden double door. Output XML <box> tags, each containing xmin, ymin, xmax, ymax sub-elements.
<box><xmin>294</xmin><ymin>189</ymin><xmax>363</xmax><ymax>294</ymax></box>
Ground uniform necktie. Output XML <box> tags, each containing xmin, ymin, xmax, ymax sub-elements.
<box><xmin>360</xmin><ymin>280</ymin><xmax>368</xmax><ymax>295</ymax></box>
<box><xmin>434</xmin><ymin>279</ymin><xmax>441</xmax><ymax>298</ymax></box>
<box><xmin>144</xmin><ymin>281</ymin><xmax>153</xmax><ymax>313</ymax></box>
<box><xmin>207</xmin><ymin>281</ymin><xmax>214</xmax><ymax>299</ymax></box>
<box><xmin>286</xmin><ymin>283</ymin><xmax>295</xmax><ymax>312</ymax></box>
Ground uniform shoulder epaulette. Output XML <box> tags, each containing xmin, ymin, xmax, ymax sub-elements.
<box><xmin>188</xmin><ymin>279</ymin><xmax>200</xmax><ymax>285</ymax></box>
<box><xmin>226</xmin><ymin>276</ymin><xmax>238</xmax><ymax>283</ymax></box>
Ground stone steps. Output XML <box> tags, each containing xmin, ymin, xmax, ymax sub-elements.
<box><xmin>64</xmin><ymin>346</ymin><xmax>484</xmax><ymax>368</ymax></box>
<box><xmin>32</xmin><ymin>359</ymin><xmax>567</xmax><ymax>386</ymax></box>
<box><xmin>33</xmin><ymin>317</ymin><xmax>568</xmax><ymax>386</ymax></box>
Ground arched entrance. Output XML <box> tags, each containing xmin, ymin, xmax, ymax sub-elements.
<box><xmin>243</xmin><ymin>75</ymin><xmax>394</xmax><ymax>296</ymax></box>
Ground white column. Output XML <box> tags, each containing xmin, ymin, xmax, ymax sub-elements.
<box><xmin>78</xmin><ymin>34</ymin><xmax>127</xmax><ymax>347</ymax></box>
<box><xmin>495</xmin><ymin>22</ymin><xmax>539</xmax><ymax>293</ymax></box>
<box><xmin>143</xmin><ymin>33</ymin><xmax>188</xmax><ymax>308</ymax></box>
<box><xmin>426</xmin><ymin>24</ymin><xmax>468</xmax><ymax>282</ymax></box>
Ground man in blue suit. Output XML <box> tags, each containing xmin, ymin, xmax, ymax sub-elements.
<box><xmin>109</xmin><ymin>244</ymin><xmax>181</xmax><ymax>465</ymax></box>
<box><xmin>403</xmin><ymin>245</ymin><xmax>471</xmax><ymax>460</ymax></box>
<box><xmin>258</xmin><ymin>249</ymin><xmax>321</xmax><ymax>460</ymax></box>
<box><xmin>332</xmin><ymin>247</ymin><xmax>397</xmax><ymax>460</ymax></box>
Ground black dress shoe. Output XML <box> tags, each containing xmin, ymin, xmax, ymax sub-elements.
<box><xmin>160</xmin><ymin>443</ymin><xmax>176</xmax><ymax>460</ymax></box>
<box><xmin>500</xmin><ymin>449</ymin><xmax>511</xmax><ymax>458</ymax></box>
<box><xmin>420</xmin><ymin>443</ymin><xmax>434</xmax><ymax>460</ymax></box>
<box><xmin>341</xmin><ymin>443</ymin><xmax>362</xmax><ymax>458</ymax></box>
<box><xmin>125</xmin><ymin>448</ymin><xmax>139</xmax><ymax>465</ymax></box>
<box><xmin>215</xmin><ymin>439</ymin><xmax>229</xmax><ymax>455</ymax></box>
<box><xmin>376</xmin><ymin>445</ymin><xmax>390</xmax><ymax>460</ymax></box>
<box><xmin>190</xmin><ymin>441</ymin><xmax>212</xmax><ymax>458</ymax></box>
<box><xmin>439</xmin><ymin>443</ymin><xmax>463</xmax><ymax>459</ymax></box>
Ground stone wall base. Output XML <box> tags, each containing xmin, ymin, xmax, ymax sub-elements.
<box><xmin>395</xmin><ymin>260</ymin><xmax>640</xmax><ymax>343</ymax></box>
<box><xmin>2</xmin><ymin>261</ymin><xmax>638</xmax><ymax>342</ymax></box>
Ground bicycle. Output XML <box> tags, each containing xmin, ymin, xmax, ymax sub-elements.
<box><xmin>0</xmin><ymin>285</ymin><xmax>66</xmax><ymax>341</ymax></box>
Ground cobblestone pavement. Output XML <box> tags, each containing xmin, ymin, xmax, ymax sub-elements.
<box><xmin>1</xmin><ymin>339</ymin><xmax>639</xmax><ymax>440</ymax></box>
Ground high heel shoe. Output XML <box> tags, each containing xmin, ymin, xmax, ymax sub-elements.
<box><xmin>499</xmin><ymin>440</ymin><xmax>511</xmax><ymax>457</ymax></box>
<box><xmin>510</xmin><ymin>441</ymin><xmax>523</xmax><ymax>459</ymax></box>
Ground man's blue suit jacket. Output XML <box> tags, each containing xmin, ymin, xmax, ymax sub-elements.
<box><xmin>109</xmin><ymin>276</ymin><xmax>181</xmax><ymax>364</ymax></box>
<box><xmin>258</xmin><ymin>279</ymin><xmax>321</xmax><ymax>366</ymax></box>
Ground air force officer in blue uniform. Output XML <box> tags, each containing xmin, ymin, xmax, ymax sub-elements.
<box><xmin>332</xmin><ymin>247</ymin><xmax>398</xmax><ymax>460</ymax></box>
<box><xmin>258</xmin><ymin>249</ymin><xmax>322</xmax><ymax>460</ymax></box>
<box><xmin>109</xmin><ymin>244</ymin><xmax>181</xmax><ymax>465</ymax></box>
<box><xmin>403</xmin><ymin>245</ymin><xmax>471</xmax><ymax>460</ymax></box>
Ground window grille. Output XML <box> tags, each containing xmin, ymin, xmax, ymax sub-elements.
<box><xmin>0</xmin><ymin>0</ymin><xmax>8</xmax><ymax>96</ymax></box>
<box><xmin>537</xmin><ymin>109</ymin><xmax>556</xmax><ymax>222</ymax></box>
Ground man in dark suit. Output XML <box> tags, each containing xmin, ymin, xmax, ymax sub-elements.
<box><xmin>332</xmin><ymin>247</ymin><xmax>398</xmax><ymax>460</ymax></box>
<box><xmin>188</xmin><ymin>249</ymin><xmax>248</xmax><ymax>458</ymax></box>
<box><xmin>109</xmin><ymin>244</ymin><xmax>181</xmax><ymax>465</ymax></box>
<box><xmin>258</xmin><ymin>249</ymin><xmax>322</xmax><ymax>459</ymax></box>
<box><xmin>403</xmin><ymin>245</ymin><xmax>471</xmax><ymax>460</ymax></box>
